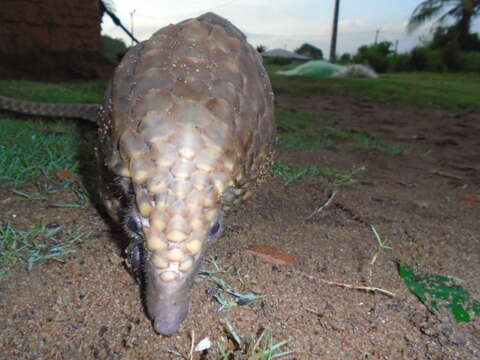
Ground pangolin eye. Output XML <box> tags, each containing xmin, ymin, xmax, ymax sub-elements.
<box><xmin>208</xmin><ymin>221</ymin><xmax>220</xmax><ymax>236</ymax></box>
<box><xmin>127</xmin><ymin>217</ymin><xmax>141</xmax><ymax>236</ymax></box>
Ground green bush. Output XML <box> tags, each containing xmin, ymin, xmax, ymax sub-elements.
<box><xmin>295</xmin><ymin>43</ymin><xmax>323</xmax><ymax>60</ymax></box>
<box><xmin>353</xmin><ymin>41</ymin><xmax>393</xmax><ymax>73</ymax></box>
<box><xmin>462</xmin><ymin>52</ymin><xmax>480</xmax><ymax>72</ymax></box>
<box><xmin>387</xmin><ymin>47</ymin><xmax>480</xmax><ymax>73</ymax></box>
<box><xmin>408</xmin><ymin>47</ymin><xmax>430</xmax><ymax>71</ymax></box>
<box><xmin>351</xmin><ymin>33</ymin><xmax>480</xmax><ymax>73</ymax></box>
<box><xmin>388</xmin><ymin>53</ymin><xmax>411</xmax><ymax>72</ymax></box>
<box><xmin>101</xmin><ymin>35</ymin><xmax>128</xmax><ymax>61</ymax></box>
<box><xmin>338</xmin><ymin>53</ymin><xmax>352</xmax><ymax>64</ymax></box>
<box><xmin>411</xmin><ymin>47</ymin><xmax>447</xmax><ymax>72</ymax></box>
<box><xmin>440</xmin><ymin>46</ymin><xmax>464</xmax><ymax>71</ymax></box>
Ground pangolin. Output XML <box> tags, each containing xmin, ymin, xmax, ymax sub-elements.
<box><xmin>0</xmin><ymin>12</ymin><xmax>275</xmax><ymax>335</ymax></box>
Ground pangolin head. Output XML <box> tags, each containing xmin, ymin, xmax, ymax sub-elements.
<box><xmin>115</xmin><ymin>99</ymin><xmax>238</xmax><ymax>335</ymax></box>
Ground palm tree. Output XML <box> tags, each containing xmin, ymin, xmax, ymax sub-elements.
<box><xmin>407</xmin><ymin>0</ymin><xmax>480</xmax><ymax>50</ymax></box>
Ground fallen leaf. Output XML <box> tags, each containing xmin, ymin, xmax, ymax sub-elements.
<box><xmin>465</xmin><ymin>193</ymin><xmax>480</xmax><ymax>202</ymax></box>
<box><xmin>56</xmin><ymin>170</ymin><xmax>73</xmax><ymax>180</ymax></box>
<box><xmin>246</xmin><ymin>244</ymin><xmax>296</xmax><ymax>265</ymax></box>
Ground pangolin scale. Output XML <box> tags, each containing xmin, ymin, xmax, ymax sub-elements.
<box><xmin>0</xmin><ymin>12</ymin><xmax>275</xmax><ymax>335</ymax></box>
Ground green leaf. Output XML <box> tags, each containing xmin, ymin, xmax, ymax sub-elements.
<box><xmin>450</xmin><ymin>303</ymin><xmax>470</xmax><ymax>322</ymax></box>
<box><xmin>398</xmin><ymin>262</ymin><xmax>479</xmax><ymax>323</ymax></box>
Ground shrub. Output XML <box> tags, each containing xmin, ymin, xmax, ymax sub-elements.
<box><xmin>408</xmin><ymin>47</ymin><xmax>430</xmax><ymax>71</ymax></box>
<box><xmin>462</xmin><ymin>52</ymin><xmax>480</xmax><ymax>72</ymax></box>
<box><xmin>388</xmin><ymin>53</ymin><xmax>411</xmax><ymax>72</ymax></box>
<box><xmin>440</xmin><ymin>45</ymin><xmax>468</xmax><ymax>71</ymax></box>
<box><xmin>101</xmin><ymin>35</ymin><xmax>127</xmax><ymax>61</ymax></box>
<box><xmin>295</xmin><ymin>43</ymin><xmax>323</xmax><ymax>60</ymax></box>
<box><xmin>353</xmin><ymin>41</ymin><xmax>393</xmax><ymax>73</ymax></box>
<box><xmin>353</xmin><ymin>35</ymin><xmax>480</xmax><ymax>73</ymax></box>
<box><xmin>338</xmin><ymin>53</ymin><xmax>352</xmax><ymax>65</ymax></box>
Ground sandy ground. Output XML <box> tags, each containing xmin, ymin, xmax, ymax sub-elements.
<box><xmin>1</xmin><ymin>92</ymin><xmax>479</xmax><ymax>359</ymax></box>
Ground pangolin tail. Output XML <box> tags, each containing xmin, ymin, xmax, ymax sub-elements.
<box><xmin>0</xmin><ymin>95</ymin><xmax>100</xmax><ymax>124</ymax></box>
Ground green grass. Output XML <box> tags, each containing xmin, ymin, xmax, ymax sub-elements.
<box><xmin>168</xmin><ymin>320</ymin><xmax>295</xmax><ymax>360</ymax></box>
<box><xmin>271</xmin><ymin>162</ymin><xmax>365</xmax><ymax>188</ymax></box>
<box><xmin>217</xmin><ymin>320</ymin><xmax>295</xmax><ymax>360</ymax></box>
<box><xmin>270</xmin><ymin>71</ymin><xmax>480</xmax><ymax>109</ymax></box>
<box><xmin>0</xmin><ymin>117</ymin><xmax>94</xmax><ymax>185</ymax></box>
<box><xmin>0</xmin><ymin>80</ymin><xmax>104</xmax><ymax>103</ymax></box>
<box><xmin>275</xmin><ymin>109</ymin><xmax>333</xmax><ymax>149</ymax></box>
<box><xmin>0</xmin><ymin>219</ymin><xmax>94</xmax><ymax>280</ymax></box>
<box><xmin>198</xmin><ymin>257</ymin><xmax>265</xmax><ymax>311</ymax></box>
<box><xmin>0</xmin><ymin>81</ymin><xmax>100</xmax><ymax>281</ymax></box>
<box><xmin>0</xmin><ymin>80</ymin><xmax>100</xmax><ymax>185</ymax></box>
<box><xmin>276</xmin><ymin>109</ymin><xmax>408</xmax><ymax>154</ymax></box>
<box><xmin>324</xmin><ymin>128</ymin><xmax>409</xmax><ymax>155</ymax></box>
<box><xmin>11</xmin><ymin>177</ymin><xmax>92</xmax><ymax>209</ymax></box>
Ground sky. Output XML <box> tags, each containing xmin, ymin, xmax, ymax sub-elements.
<box><xmin>101</xmin><ymin>0</ymin><xmax>480</xmax><ymax>56</ymax></box>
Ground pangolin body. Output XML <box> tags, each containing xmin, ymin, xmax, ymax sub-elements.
<box><xmin>96</xmin><ymin>13</ymin><xmax>275</xmax><ymax>335</ymax></box>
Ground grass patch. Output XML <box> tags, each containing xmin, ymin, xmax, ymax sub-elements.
<box><xmin>271</xmin><ymin>162</ymin><xmax>365</xmax><ymax>188</ymax></box>
<box><xmin>0</xmin><ymin>80</ymin><xmax>104</xmax><ymax>104</ymax></box>
<box><xmin>270</xmin><ymin>72</ymin><xmax>480</xmax><ymax>109</ymax></box>
<box><xmin>169</xmin><ymin>320</ymin><xmax>295</xmax><ymax>360</ymax></box>
<box><xmin>0</xmin><ymin>117</ymin><xmax>94</xmax><ymax>185</ymax></box>
<box><xmin>275</xmin><ymin>109</ymin><xmax>333</xmax><ymax>149</ymax></box>
<box><xmin>324</xmin><ymin>128</ymin><xmax>409</xmax><ymax>155</ymax></box>
<box><xmin>11</xmin><ymin>176</ymin><xmax>92</xmax><ymax>209</ymax></box>
<box><xmin>0</xmin><ymin>219</ymin><xmax>94</xmax><ymax>280</ymax></box>
<box><xmin>399</xmin><ymin>263</ymin><xmax>480</xmax><ymax>323</ymax></box>
<box><xmin>217</xmin><ymin>320</ymin><xmax>295</xmax><ymax>360</ymax></box>
<box><xmin>198</xmin><ymin>257</ymin><xmax>265</xmax><ymax>312</ymax></box>
<box><xmin>172</xmin><ymin>258</ymin><xmax>295</xmax><ymax>359</ymax></box>
<box><xmin>275</xmin><ymin>109</ymin><xmax>408</xmax><ymax>154</ymax></box>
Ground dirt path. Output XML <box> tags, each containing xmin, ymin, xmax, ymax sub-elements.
<box><xmin>1</xmin><ymin>93</ymin><xmax>479</xmax><ymax>359</ymax></box>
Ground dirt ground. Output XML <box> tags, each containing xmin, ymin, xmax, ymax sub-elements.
<box><xmin>1</xmin><ymin>92</ymin><xmax>479</xmax><ymax>359</ymax></box>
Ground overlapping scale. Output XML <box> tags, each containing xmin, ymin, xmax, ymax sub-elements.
<box><xmin>97</xmin><ymin>12</ymin><xmax>275</xmax><ymax>281</ymax></box>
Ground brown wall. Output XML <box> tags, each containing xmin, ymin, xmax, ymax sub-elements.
<box><xmin>0</xmin><ymin>0</ymin><xmax>102</xmax><ymax>56</ymax></box>
<box><xmin>0</xmin><ymin>0</ymin><xmax>113</xmax><ymax>80</ymax></box>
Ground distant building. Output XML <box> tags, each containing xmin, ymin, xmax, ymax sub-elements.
<box><xmin>262</xmin><ymin>49</ymin><xmax>312</xmax><ymax>63</ymax></box>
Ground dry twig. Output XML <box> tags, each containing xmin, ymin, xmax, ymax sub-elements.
<box><xmin>305</xmin><ymin>190</ymin><xmax>338</xmax><ymax>221</ymax></box>
<box><xmin>189</xmin><ymin>329</ymin><xmax>195</xmax><ymax>360</ymax></box>
<box><xmin>299</xmin><ymin>271</ymin><xmax>395</xmax><ymax>298</ymax></box>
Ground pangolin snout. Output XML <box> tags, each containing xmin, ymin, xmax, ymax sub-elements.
<box><xmin>152</xmin><ymin>300</ymin><xmax>189</xmax><ymax>335</ymax></box>
<box><xmin>145</xmin><ymin>257</ymin><xmax>199</xmax><ymax>335</ymax></box>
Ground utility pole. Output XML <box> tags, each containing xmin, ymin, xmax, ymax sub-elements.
<box><xmin>374</xmin><ymin>28</ymin><xmax>381</xmax><ymax>44</ymax></box>
<box><xmin>329</xmin><ymin>0</ymin><xmax>341</xmax><ymax>62</ymax></box>
<box><xmin>130</xmin><ymin>9</ymin><xmax>136</xmax><ymax>46</ymax></box>
<box><xmin>394</xmin><ymin>39</ymin><xmax>399</xmax><ymax>53</ymax></box>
